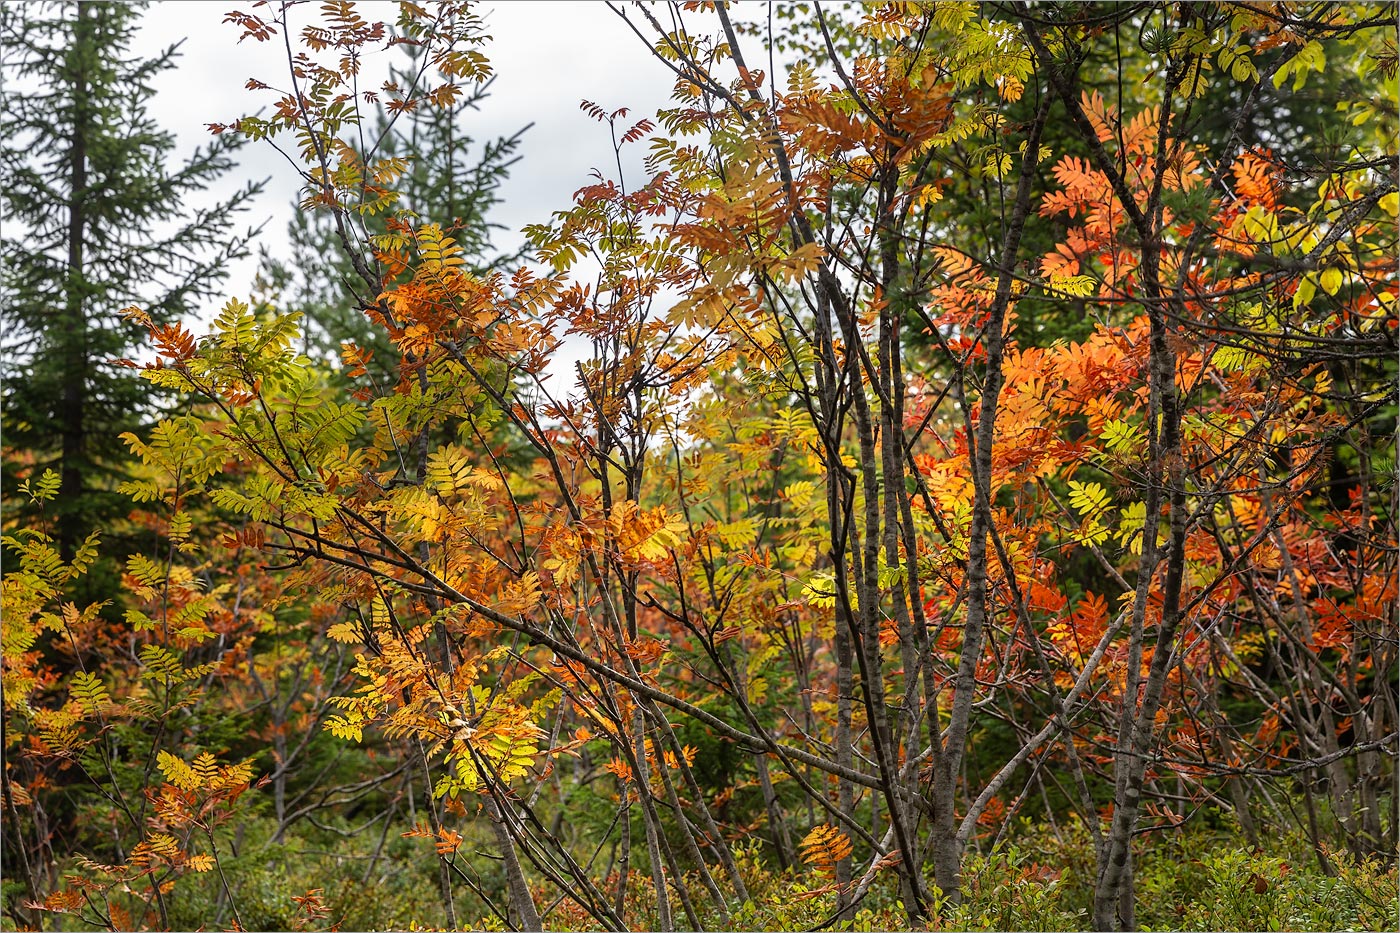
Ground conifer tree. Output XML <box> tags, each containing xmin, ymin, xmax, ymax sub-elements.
<box><xmin>0</xmin><ymin>0</ymin><xmax>262</xmax><ymax>564</ymax></box>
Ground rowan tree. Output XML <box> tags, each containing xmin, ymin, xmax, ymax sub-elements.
<box><xmin>5</xmin><ymin>2</ymin><xmax>1396</xmax><ymax>932</ymax></box>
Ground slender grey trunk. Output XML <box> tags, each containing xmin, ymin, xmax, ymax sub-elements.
<box><xmin>650</xmin><ymin>712</ymin><xmax>727</xmax><ymax>926</ymax></box>
<box><xmin>828</xmin><ymin>263</ymin><xmax>927</xmax><ymax>922</ymax></box>
<box><xmin>415</xmin><ymin>740</ymin><xmax>459</xmax><ymax>930</ymax></box>
<box><xmin>632</xmin><ymin>710</ymin><xmax>674</xmax><ymax>932</ymax></box>
<box><xmin>834</xmin><ymin>588</ymin><xmax>857</xmax><ymax>922</ymax></box>
<box><xmin>659</xmin><ymin>722</ymin><xmax>748</xmax><ymax>901</ymax></box>
<box><xmin>614</xmin><ymin>793</ymin><xmax>631</xmax><ymax>920</ymax></box>
<box><xmin>486</xmin><ymin>795</ymin><xmax>541</xmax><ymax>932</ymax></box>
<box><xmin>877</xmin><ymin>166</ymin><xmax>930</xmax><ymax>901</ymax></box>
<box><xmin>754</xmin><ymin>752</ymin><xmax>794</xmax><ymax>869</ymax></box>
<box><xmin>931</xmin><ymin>87</ymin><xmax>1053</xmax><ymax>902</ymax></box>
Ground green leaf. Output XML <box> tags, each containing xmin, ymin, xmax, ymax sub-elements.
<box><xmin>1273</xmin><ymin>40</ymin><xmax>1325</xmax><ymax>92</ymax></box>
<box><xmin>1101</xmin><ymin>419</ymin><xmax>1144</xmax><ymax>456</ymax></box>
<box><xmin>126</xmin><ymin>554</ymin><xmax>166</xmax><ymax>589</ymax></box>
<box><xmin>21</xmin><ymin>469</ymin><xmax>61</xmax><ymax>503</ymax></box>
<box><xmin>138</xmin><ymin>645</ymin><xmax>184</xmax><ymax>680</ymax></box>
<box><xmin>70</xmin><ymin>671</ymin><xmax>110</xmax><ymax>713</ymax></box>
<box><xmin>1116</xmin><ymin>501</ymin><xmax>1148</xmax><ymax>555</ymax></box>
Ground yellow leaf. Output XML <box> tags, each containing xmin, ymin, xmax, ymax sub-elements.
<box><xmin>215</xmin><ymin>759</ymin><xmax>255</xmax><ymax>790</ymax></box>
<box><xmin>192</xmin><ymin>752</ymin><xmax>220</xmax><ymax>787</ymax></box>
<box><xmin>1320</xmin><ymin>267</ymin><xmax>1343</xmax><ymax>296</ymax></box>
<box><xmin>1067</xmin><ymin>480</ymin><xmax>1111</xmax><ymax>519</ymax></box>
<box><xmin>799</xmin><ymin>825</ymin><xmax>853</xmax><ymax>875</ymax></box>
<box><xmin>1293</xmin><ymin>274</ymin><xmax>1317</xmax><ymax>311</ymax></box>
<box><xmin>327</xmin><ymin>621</ymin><xmax>360</xmax><ymax>644</ymax></box>
<box><xmin>912</xmin><ymin>184</ymin><xmax>944</xmax><ymax>209</ymax></box>
<box><xmin>157</xmin><ymin>751</ymin><xmax>201</xmax><ymax>791</ymax></box>
<box><xmin>146</xmin><ymin>833</ymin><xmax>179</xmax><ymax>859</ymax></box>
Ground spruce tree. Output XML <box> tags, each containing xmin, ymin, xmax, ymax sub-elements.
<box><xmin>1</xmin><ymin>0</ymin><xmax>262</xmax><ymax>564</ymax></box>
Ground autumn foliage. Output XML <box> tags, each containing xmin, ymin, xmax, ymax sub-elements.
<box><xmin>3</xmin><ymin>2</ymin><xmax>1397</xmax><ymax>932</ymax></box>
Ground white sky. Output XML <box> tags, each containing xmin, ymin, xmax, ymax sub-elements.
<box><xmin>132</xmin><ymin>0</ymin><xmax>679</xmax><ymax>317</ymax></box>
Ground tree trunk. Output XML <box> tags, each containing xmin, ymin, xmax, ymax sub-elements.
<box><xmin>58</xmin><ymin>1</ymin><xmax>93</xmax><ymax>561</ymax></box>
<box><xmin>486</xmin><ymin>794</ymin><xmax>541</xmax><ymax>932</ymax></box>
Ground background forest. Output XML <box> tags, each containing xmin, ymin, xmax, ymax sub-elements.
<box><xmin>2</xmin><ymin>2</ymin><xmax>1397</xmax><ymax>931</ymax></box>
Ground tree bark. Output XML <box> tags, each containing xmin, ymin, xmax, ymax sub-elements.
<box><xmin>58</xmin><ymin>1</ymin><xmax>93</xmax><ymax>562</ymax></box>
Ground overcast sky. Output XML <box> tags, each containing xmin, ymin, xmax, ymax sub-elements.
<box><xmin>131</xmin><ymin>1</ymin><xmax>679</xmax><ymax>318</ymax></box>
